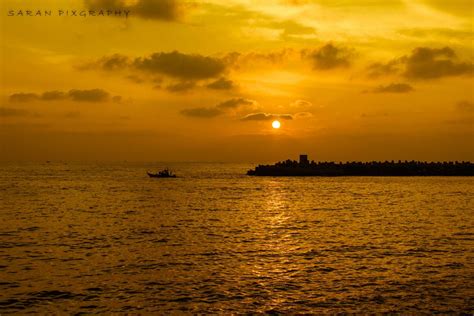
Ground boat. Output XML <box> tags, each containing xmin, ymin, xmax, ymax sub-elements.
<box><xmin>147</xmin><ymin>169</ymin><xmax>177</xmax><ymax>178</ymax></box>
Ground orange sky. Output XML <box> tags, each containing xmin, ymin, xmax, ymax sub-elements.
<box><xmin>1</xmin><ymin>0</ymin><xmax>473</xmax><ymax>162</ymax></box>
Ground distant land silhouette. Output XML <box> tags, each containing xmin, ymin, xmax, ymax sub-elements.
<box><xmin>247</xmin><ymin>155</ymin><xmax>474</xmax><ymax>176</ymax></box>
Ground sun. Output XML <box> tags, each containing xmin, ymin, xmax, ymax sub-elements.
<box><xmin>272</xmin><ymin>120</ymin><xmax>281</xmax><ymax>129</ymax></box>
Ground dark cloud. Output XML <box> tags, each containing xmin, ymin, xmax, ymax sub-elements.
<box><xmin>456</xmin><ymin>100</ymin><xmax>474</xmax><ymax>112</ymax></box>
<box><xmin>180</xmin><ymin>107</ymin><xmax>223</xmax><ymax>118</ymax></box>
<box><xmin>216</xmin><ymin>98</ymin><xmax>256</xmax><ymax>109</ymax></box>
<box><xmin>166</xmin><ymin>81</ymin><xmax>196</xmax><ymax>92</ymax></box>
<box><xmin>206</xmin><ymin>78</ymin><xmax>235</xmax><ymax>90</ymax></box>
<box><xmin>226</xmin><ymin>49</ymin><xmax>294</xmax><ymax>66</ymax></box>
<box><xmin>180</xmin><ymin>98</ymin><xmax>257</xmax><ymax>119</ymax></box>
<box><xmin>79</xmin><ymin>54</ymin><xmax>130</xmax><ymax>72</ymax></box>
<box><xmin>241</xmin><ymin>113</ymin><xmax>293</xmax><ymax>121</ymax></box>
<box><xmin>370</xmin><ymin>83</ymin><xmax>414</xmax><ymax>93</ymax></box>
<box><xmin>134</xmin><ymin>51</ymin><xmax>227</xmax><ymax>80</ymax></box>
<box><xmin>68</xmin><ymin>89</ymin><xmax>110</xmax><ymax>102</ymax></box>
<box><xmin>84</xmin><ymin>0</ymin><xmax>188</xmax><ymax>21</ymax></box>
<box><xmin>41</xmin><ymin>91</ymin><xmax>67</xmax><ymax>100</ymax></box>
<box><xmin>131</xmin><ymin>0</ymin><xmax>186</xmax><ymax>21</ymax></box>
<box><xmin>10</xmin><ymin>89</ymin><xmax>116</xmax><ymax>103</ymax></box>
<box><xmin>0</xmin><ymin>107</ymin><xmax>30</xmax><ymax>117</ymax></box>
<box><xmin>9</xmin><ymin>93</ymin><xmax>39</xmax><ymax>102</ymax></box>
<box><xmin>367</xmin><ymin>60</ymin><xmax>400</xmax><ymax>78</ymax></box>
<box><xmin>85</xmin><ymin>52</ymin><xmax>233</xmax><ymax>92</ymax></box>
<box><xmin>402</xmin><ymin>47</ymin><xmax>473</xmax><ymax>79</ymax></box>
<box><xmin>100</xmin><ymin>54</ymin><xmax>130</xmax><ymax>71</ymax></box>
<box><xmin>112</xmin><ymin>95</ymin><xmax>122</xmax><ymax>103</ymax></box>
<box><xmin>152</xmin><ymin>77</ymin><xmax>164</xmax><ymax>89</ymax></box>
<box><xmin>304</xmin><ymin>43</ymin><xmax>353</xmax><ymax>70</ymax></box>
<box><xmin>367</xmin><ymin>47</ymin><xmax>473</xmax><ymax>80</ymax></box>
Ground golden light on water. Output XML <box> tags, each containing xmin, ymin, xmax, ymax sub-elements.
<box><xmin>272</xmin><ymin>120</ymin><xmax>281</xmax><ymax>129</ymax></box>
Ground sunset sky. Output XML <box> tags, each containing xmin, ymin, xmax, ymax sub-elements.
<box><xmin>1</xmin><ymin>0</ymin><xmax>473</xmax><ymax>162</ymax></box>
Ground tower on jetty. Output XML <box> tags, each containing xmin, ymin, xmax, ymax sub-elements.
<box><xmin>299</xmin><ymin>154</ymin><xmax>309</xmax><ymax>164</ymax></box>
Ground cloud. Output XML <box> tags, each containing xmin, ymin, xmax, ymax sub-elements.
<box><xmin>402</xmin><ymin>47</ymin><xmax>473</xmax><ymax>79</ymax></box>
<box><xmin>456</xmin><ymin>100</ymin><xmax>474</xmax><ymax>112</ymax></box>
<box><xmin>291</xmin><ymin>99</ymin><xmax>312</xmax><ymax>107</ymax></box>
<box><xmin>216</xmin><ymin>98</ymin><xmax>256</xmax><ymax>109</ymax></box>
<box><xmin>133</xmin><ymin>51</ymin><xmax>227</xmax><ymax>80</ymax></box>
<box><xmin>84</xmin><ymin>44</ymin><xmax>354</xmax><ymax>90</ymax></box>
<box><xmin>111</xmin><ymin>95</ymin><xmax>122</xmax><ymax>103</ymax></box>
<box><xmin>206</xmin><ymin>77</ymin><xmax>235</xmax><ymax>90</ymax></box>
<box><xmin>0</xmin><ymin>107</ymin><xmax>30</xmax><ymax>117</ymax></box>
<box><xmin>200</xmin><ymin>3</ymin><xmax>316</xmax><ymax>42</ymax></box>
<box><xmin>303</xmin><ymin>43</ymin><xmax>353</xmax><ymax>70</ymax></box>
<box><xmin>99</xmin><ymin>53</ymin><xmax>130</xmax><ymax>71</ymax></box>
<box><xmin>10</xmin><ymin>89</ymin><xmax>116</xmax><ymax>103</ymax></box>
<box><xmin>85</xmin><ymin>51</ymin><xmax>233</xmax><ymax>92</ymax></box>
<box><xmin>180</xmin><ymin>97</ymin><xmax>258</xmax><ymax>118</ymax></box>
<box><xmin>294</xmin><ymin>111</ymin><xmax>313</xmax><ymax>118</ymax></box>
<box><xmin>9</xmin><ymin>93</ymin><xmax>39</xmax><ymax>102</ymax></box>
<box><xmin>226</xmin><ymin>45</ymin><xmax>351</xmax><ymax>71</ymax></box>
<box><xmin>367</xmin><ymin>47</ymin><xmax>473</xmax><ymax>80</ymax></box>
<box><xmin>68</xmin><ymin>89</ymin><xmax>110</xmax><ymax>102</ymax></box>
<box><xmin>134</xmin><ymin>0</ymin><xmax>190</xmax><ymax>21</ymax></box>
<box><xmin>126</xmin><ymin>75</ymin><xmax>145</xmax><ymax>83</ymax></box>
<box><xmin>41</xmin><ymin>91</ymin><xmax>67</xmax><ymax>100</ymax></box>
<box><xmin>84</xmin><ymin>0</ymin><xmax>189</xmax><ymax>21</ymax></box>
<box><xmin>370</xmin><ymin>83</ymin><xmax>414</xmax><ymax>93</ymax></box>
<box><xmin>79</xmin><ymin>54</ymin><xmax>130</xmax><ymax>72</ymax></box>
<box><xmin>181</xmin><ymin>99</ymin><xmax>306</xmax><ymax>122</ymax></box>
<box><xmin>226</xmin><ymin>49</ymin><xmax>296</xmax><ymax>67</ymax></box>
<box><xmin>367</xmin><ymin>60</ymin><xmax>401</xmax><ymax>78</ymax></box>
<box><xmin>241</xmin><ymin>113</ymin><xmax>293</xmax><ymax>121</ymax></box>
<box><xmin>266</xmin><ymin>20</ymin><xmax>316</xmax><ymax>38</ymax></box>
<box><xmin>166</xmin><ymin>81</ymin><xmax>196</xmax><ymax>92</ymax></box>
<box><xmin>180</xmin><ymin>107</ymin><xmax>223</xmax><ymax>118</ymax></box>
<box><xmin>290</xmin><ymin>99</ymin><xmax>314</xmax><ymax>110</ymax></box>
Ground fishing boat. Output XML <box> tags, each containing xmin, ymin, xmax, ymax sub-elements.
<box><xmin>147</xmin><ymin>169</ymin><xmax>177</xmax><ymax>178</ymax></box>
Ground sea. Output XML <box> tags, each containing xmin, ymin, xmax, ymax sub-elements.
<box><xmin>1</xmin><ymin>162</ymin><xmax>473</xmax><ymax>314</ymax></box>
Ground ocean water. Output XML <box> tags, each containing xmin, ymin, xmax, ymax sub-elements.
<box><xmin>0</xmin><ymin>162</ymin><xmax>473</xmax><ymax>314</ymax></box>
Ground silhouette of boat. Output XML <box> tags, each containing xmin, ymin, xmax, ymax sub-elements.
<box><xmin>147</xmin><ymin>169</ymin><xmax>177</xmax><ymax>178</ymax></box>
